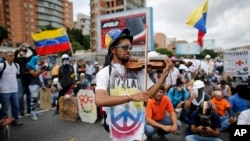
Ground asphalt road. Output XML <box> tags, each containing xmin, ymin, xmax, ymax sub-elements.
<box><xmin>9</xmin><ymin>109</ymin><xmax>230</xmax><ymax>141</ymax></box>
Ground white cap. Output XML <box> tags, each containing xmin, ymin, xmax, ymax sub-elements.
<box><xmin>94</xmin><ymin>61</ymin><xmax>98</xmax><ymax>65</ymax></box>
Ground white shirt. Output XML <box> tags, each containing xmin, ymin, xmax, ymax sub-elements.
<box><xmin>85</xmin><ymin>64</ymin><xmax>95</xmax><ymax>75</ymax></box>
<box><xmin>237</xmin><ymin>109</ymin><xmax>250</xmax><ymax>125</ymax></box>
<box><xmin>165</xmin><ymin>67</ymin><xmax>180</xmax><ymax>86</ymax></box>
<box><xmin>96</xmin><ymin>63</ymin><xmax>154</xmax><ymax>141</ymax></box>
<box><xmin>0</xmin><ymin>62</ymin><xmax>19</xmax><ymax>93</ymax></box>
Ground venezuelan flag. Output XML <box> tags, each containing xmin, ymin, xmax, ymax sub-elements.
<box><xmin>186</xmin><ymin>0</ymin><xmax>208</xmax><ymax>47</ymax></box>
<box><xmin>31</xmin><ymin>28</ymin><xmax>71</xmax><ymax>55</ymax></box>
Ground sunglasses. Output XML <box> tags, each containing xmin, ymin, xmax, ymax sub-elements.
<box><xmin>115</xmin><ymin>45</ymin><xmax>133</xmax><ymax>51</ymax></box>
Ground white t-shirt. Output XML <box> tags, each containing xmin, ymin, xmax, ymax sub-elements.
<box><xmin>0</xmin><ymin>62</ymin><xmax>19</xmax><ymax>93</ymax></box>
<box><xmin>96</xmin><ymin>63</ymin><xmax>154</xmax><ymax>141</ymax></box>
<box><xmin>165</xmin><ymin>67</ymin><xmax>180</xmax><ymax>86</ymax></box>
<box><xmin>237</xmin><ymin>109</ymin><xmax>250</xmax><ymax>125</ymax></box>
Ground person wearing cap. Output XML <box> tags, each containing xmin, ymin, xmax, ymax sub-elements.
<box><xmin>183</xmin><ymin>80</ymin><xmax>214</xmax><ymax>124</ymax></box>
<box><xmin>211</xmin><ymin>89</ymin><xmax>235</xmax><ymax>131</ymax></box>
<box><xmin>204</xmin><ymin>54</ymin><xmax>214</xmax><ymax>75</ymax></box>
<box><xmin>95</xmin><ymin>28</ymin><xmax>174</xmax><ymax>141</ymax></box>
<box><xmin>80</xmin><ymin>73</ymin><xmax>90</xmax><ymax>89</ymax></box>
<box><xmin>168</xmin><ymin>78</ymin><xmax>189</xmax><ymax>109</ymax></box>
<box><xmin>54</xmin><ymin>54</ymin><xmax>75</xmax><ymax>115</ymax></box>
<box><xmin>76</xmin><ymin>59</ymin><xmax>85</xmax><ymax>79</ymax></box>
<box><xmin>185</xmin><ymin>101</ymin><xmax>222</xmax><ymax>141</ymax></box>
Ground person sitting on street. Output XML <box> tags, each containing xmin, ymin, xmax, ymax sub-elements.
<box><xmin>168</xmin><ymin>78</ymin><xmax>189</xmax><ymax>109</ymax></box>
<box><xmin>145</xmin><ymin>85</ymin><xmax>182</xmax><ymax>141</ymax></box>
<box><xmin>211</xmin><ymin>89</ymin><xmax>235</xmax><ymax>131</ymax></box>
<box><xmin>185</xmin><ymin>101</ymin><xmax>223</xmax><ymax>141</ymax></box>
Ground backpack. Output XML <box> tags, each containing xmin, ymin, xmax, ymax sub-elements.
<box><xmin>59</xmin><ymin>65</ymin><xmax>75</xmax><ymax>87</ymax></box>
<box><xmin>0</xmin><ymin>62</ymin><xmax>19</xmax><ymax>78</ymax></box>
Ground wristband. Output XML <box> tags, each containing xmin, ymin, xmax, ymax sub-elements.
<box><xmin>126</xmin><ymin>94</ymin><xmax>132</xmax><ymax>102</ymax></box>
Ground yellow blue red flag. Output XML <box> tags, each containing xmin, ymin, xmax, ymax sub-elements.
<box><xmin>31</xmin><ymin>28</ymin><xmax>71</xmax><ymax>55</ymax></box>
<box><xmin>186</xmin><ymin>0</ymin><xmax>208</xmax><ymax>47</ymax></box>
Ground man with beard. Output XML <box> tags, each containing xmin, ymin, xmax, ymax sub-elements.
<box><xmin>54</xmin><ymin>54</ymin><xmax>75</xmax><ymax>115</ymax></box>
<box><xmin>94</xmin><ymin>28</ymin><xmax>174</xmax><ymax>141</ymax></box>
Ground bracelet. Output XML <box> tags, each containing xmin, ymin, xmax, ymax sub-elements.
<box><xmin>126</xmin><ymin>94</ymin><xmax>132</xmax><ymax>102</ymax></box>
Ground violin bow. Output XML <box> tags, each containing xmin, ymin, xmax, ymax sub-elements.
<box><xmin>144</xmin><ymin>25</ymin><xmax>149</xmax><ymax>93</ymax></box>
<box><xmin>141</xmin><ymin>24</ymin><xmax>149</xmax><ymax>141</ymax></box>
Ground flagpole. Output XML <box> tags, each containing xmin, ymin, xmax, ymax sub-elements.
<box><xmin>63</xmin><ymin>28</ymin><xmax>74</xmax><ymax>56</ymax></box>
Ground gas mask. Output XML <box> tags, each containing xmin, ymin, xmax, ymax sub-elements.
<box><xmin>62</xmin><ymin>58</ymin><xmax>69</xmax><ymax>65</ymax></box>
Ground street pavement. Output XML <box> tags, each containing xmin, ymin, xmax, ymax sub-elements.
<box><xmin>9</xmin><ymin>109</ymin><xmax>230</xmax><ymax>141</ymax></box>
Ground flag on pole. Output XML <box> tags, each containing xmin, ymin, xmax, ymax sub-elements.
<box><xmin>31</xmin><ymin>28</ymin><xmax>71</xmax><ymax>55</ymax></box>
<box><xmin>186</xmin><ymin>0</ymin><xmax>208</xmax><ymax>47</ymax></box>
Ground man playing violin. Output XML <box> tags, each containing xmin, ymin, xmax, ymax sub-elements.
<box><xmin>95</xmin><ymin>28</ymin><xmax>174</xmax><ymax>141</ymax></box>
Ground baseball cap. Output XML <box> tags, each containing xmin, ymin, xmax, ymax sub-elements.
<box><xmin>105</xmin><ymin>28</ymin><xmax>133</xmax><ymax>49</ymax></box>
<box><xmin>80</xmin><ymin>73</ymin><xmax>85</xmax><ymax>76</ymax></box>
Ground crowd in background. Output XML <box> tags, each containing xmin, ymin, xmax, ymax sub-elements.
<box><xmin>0</xmin><ymin>42</ymin><xmax>250</xmax><ymax>141</ymax></box>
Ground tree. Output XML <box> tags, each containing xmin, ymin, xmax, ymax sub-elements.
<box><xmin>155</xmin><ymin>48</ymin><xmax>173</xmax><ymax>57</ymax></box>
<box><xmin>0</xmin><ymin>26</ymin><xmax>8</xmax><ymax>44</ymax></box>
<box><xmin>195</xmin><ymin>49</ymin><xmax>220</xmax><ymax>59</ymax></box>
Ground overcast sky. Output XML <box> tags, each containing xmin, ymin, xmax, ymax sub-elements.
<box><xmin>72</xmin><ymin>0</ymin><xmax>250</xmax><ymax>49</ymax></box>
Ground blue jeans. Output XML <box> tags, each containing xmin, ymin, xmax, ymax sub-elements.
<box><xmin>0</xmin><ymin>92</ymin><xmax>19</xmax><ymax>121</ymax></box>
<box><xmin>185</xmin><ymin>134</ymin><xmax>223</xmax><ymax>141</ymax></box>
<box><xmin>144</xmin><ymin>116</ymin><xmax>182</xmax><ymax>139</ymax></box>
<box><xmin>220</xmin><ymin>115</ymin><xmax>230</xmax><ymax>131</ymax></box>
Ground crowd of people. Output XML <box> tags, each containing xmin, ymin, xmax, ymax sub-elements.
<box><xmin>0</xmin><ymin>28</ymin><xmax>250</xmax><ymax>141</ymax></box>
<box><xmin>94</xmin><ymin>28</ymin><xmax>250</xmax><ymax>141</ymax></box>
<box><xmin>0</xmin><ymin>44</ymin><xmax>101</xmax><ymax>140</ymax></box>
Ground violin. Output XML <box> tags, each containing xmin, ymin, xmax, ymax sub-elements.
<box><xmin>125</xmin><ymin>59</ymin><xmax>166</xmax><ymax>71</ymax></box>
<box><xmin>125</xmin><ymin>58</ymin><xmax>189</xmax><ymax>71</ymax></box>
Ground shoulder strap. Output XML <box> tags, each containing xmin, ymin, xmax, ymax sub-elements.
<box><xmin>181</xmin><ymin>89</ymin><xmax>184</xmax><ymax>101</ymax></box>
<box><xmin>0</xmin><ymin>62</ymin><xmax>6</xmax><ymax>78</ymax></box>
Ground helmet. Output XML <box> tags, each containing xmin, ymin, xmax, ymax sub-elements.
<box><xmin>52</xmin><ymin>78</ymin><xmax>58</xmax><ymax>85</ymax></box>
<box><xmin>193</xmin><ymin>80</ymin><xmax>205</xmax><ymax>89</ymax></box>
<box><xmin>62</xmin><ymin>54</ymin><xmax>69</xmax><ymax>59</ymax></box>
<box><xmin>198</xmin><ymin>101</ymin><xmax>212</xmax><ymax>119</ymax></box>
<box><xmin>205</xmin><ymin>54</ymin><xmax>211</xmax><ymax>59</ymax></box>
<box><xmin>148</xmin><ymin>51</ymin><xmax>160</xmax><ymax>60</ymax></box>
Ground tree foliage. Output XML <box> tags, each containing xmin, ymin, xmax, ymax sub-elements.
<box><xmin>0</xmin><ymin>26</ymin><xmax>8</xmax><ymax>44</ymax></box>
<box><xmin>195</xmin><ymin>49</ymin><xmax>220</xmax><ymax>59</ymax></box>
<box><xmin>155</xmin><ymin>48</ymin><xmax>173</xmax><ymax>57</ymax></box>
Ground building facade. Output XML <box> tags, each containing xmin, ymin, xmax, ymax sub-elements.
<box><xmin>154</xmin><ymin>32</ymin><xmax>167</xmax><ymax>49</ymax></box>
<box><xmin>74</xmin><ymin>13</ymin><xmax>90</xmax><ymax>35</ymax></box>
<box><xmin>90</xmin><ymin>0</ymin><xmax>146</xmax><ymax>51</ymax></box>
<box><xmin>0</xmin><ymin>0</ymin><xmax>73</xmax><ymax>47</ymax></box>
